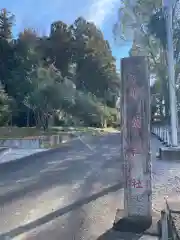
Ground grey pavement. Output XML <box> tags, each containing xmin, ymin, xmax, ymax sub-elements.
<box><xmin>151</xmin><ymin>136</ymin><xmax>180</xmax><ymax>212</ymax></box>
<box><xmin>0</xmin><ymin>134</ymin><xmax>180</xmax><ymax>239</ymax></box>
<box><xmin>0</xmin><ymin>149</ymin><xmax>49</xmax><ymax>164</ymax></box>
<box><xmin>0</xmin><ymin>133</ymin><xmax>123</xmax><ymax>240</ymax></box>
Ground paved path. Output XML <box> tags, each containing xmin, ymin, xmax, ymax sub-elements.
<box><xmin>1</xmin><ymin>134</ymin><xmax>180</xmax><ymax>240</ymax></box>
<box><xmin>0</xmin><ymin>133</ymin><xmax>123</xmax><ymax>240</ymax></box>
<box><xmin>0</xmin><ymin>149</ymin><xmax>48</xmax><ymax>164</ymax></box>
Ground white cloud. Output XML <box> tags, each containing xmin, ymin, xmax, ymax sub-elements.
<box><xmin>87</xmin><ymin>0</ymin><xmax>119</xmax><ymax>27</ymax></box>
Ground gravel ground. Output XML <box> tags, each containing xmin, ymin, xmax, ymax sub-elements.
<box><xmin>0</xmin><ymin>134</ymin><xmax>180</xmax><ymax>240</ymax></box>
<box><xmin>151</xmin><ymin>136</ymin><xmax>180</xmax><ymax>212</ymax></box>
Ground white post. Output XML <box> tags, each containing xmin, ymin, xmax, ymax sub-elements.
<box><xmin>160</xmin><ymin>128</ymin><xmax>162</xmax><ymax>138</ymax></box>
<box><xmin>165</xmin><ymin>128</ymin><xmax>168</xmax><ymax>143</ymax></box>
<box><xmin>155</xmin><ymin>127</ymin><xmax>157</xmax><ymax>135</ymax></box>
<box><xmin>163</xmin><ymin>0</ymin><xmax>178</xmax><ymax>146</ymax></box>
<box><xmin>167</xmin><ymin>129</ymin><xmax>170</xmax><ymax>146</ymax></box>
<box><xmin>160</xmin><ymin>127</ymin><xmax>163</xmax><ymax>140</ymax></box>
<box><xmin>163</xmin><ymin>127</ymin><xmax>165</xmax><ymax>142</ymax></box>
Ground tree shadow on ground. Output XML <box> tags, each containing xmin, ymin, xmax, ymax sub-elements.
<box><xmin>0</xmin><ymin>134</ymin><xmax>122</xmax><ymax>239</ymax></box>
<box><xmin>0</xmin><ymin>183</ymin><xmax>122</xmax><ymax>239</ymax></box>
<box><xmin>0</xmin><ymin>135</ymin><xmax>121</xmax><ymax>207</ymax></box>
<box><xmin>97</xmin><ymin>229</ymin><xmax>144</xmax><ymax>240</ymax></box>
<box><xmin>0</xmin><ymin>155</ymin><xmax>93</xmax><ymax>206</ymax></box>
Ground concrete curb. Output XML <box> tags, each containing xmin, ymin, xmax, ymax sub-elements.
<box><xmin>152</xmin><ymin>132</ymin><xmax>180</xmax><ymax>160</ymax></box>
<box><xmin>0</xmin><ymin>147</ymin><xmax>10</xmax><ymax>154</ymax></box>
<box><xmin>151</xmin><ymin>131</ymin><xmax>171</xmax><ymax>147</ymax></box>
<box><xmin>0</xmin><ymin>133</ymin><xmax>97</xmax><ymax>172</ymax></box>
<box><xmin>0</xmin><ymin>133</ymin><xmax>76</xmax><ymax>149</ymax></box>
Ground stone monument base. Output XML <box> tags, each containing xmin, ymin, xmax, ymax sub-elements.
<box><xmin>159</xmin><ymin>147</ymin><xmax>180</xmax><ymax>160</ymax></box>
<box><xmin>97</xmin><ymin>231</ymin><xmax>159</xmax><ymax>240</ymax></box>
<box><xmin>113</xmin><ymin>209</ymin><xmax>160</xmax><ymax>236</ymax></box>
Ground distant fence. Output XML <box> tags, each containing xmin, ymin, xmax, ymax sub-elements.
<box><xmin>152</xmin><ymin>125</ymin><xmax>172</xmax><ymax>146</ymax></box>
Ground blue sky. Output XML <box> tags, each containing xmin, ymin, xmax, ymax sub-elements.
<box><xmin>1</xmin><ymin>0</ymin><xmax>131</xmax><ymax>69</ymax></box>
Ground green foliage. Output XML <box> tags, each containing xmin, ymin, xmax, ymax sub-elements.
<box><xmin>114</xmin><ymin>0</ymin><xmax>180</xmax><ymax>122</ymax></box>
<box><xmin>71</xmin><ymin>17</ymin><xmax>119</xmax><ymax>104</ymax></box>
<box><xmin>0</xmin><ymin>8</ymin><xmax>14</xmax><ymax>40</ymax></box>
<box><xmin>0</xmin><ymin>9</ymin><xmax>119</xmax><ymax>128</ymax></box>
<box><xmin>0</xmin><ymin>83</ymin><xmax>11</xmax><ymax>125</ymax></box>
<box><xmin>148</xmin><ymin>9</ymin><xmax>166</xmax><ymax>48</ymax></box>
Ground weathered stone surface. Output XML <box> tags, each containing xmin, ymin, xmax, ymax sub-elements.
<box><xmin>113</xmin><ymin>209</ymin><xmax>160</xmax><ymax>236</ymax></box>
<box><xmin>159</xmin><ymin>147</ymin><xmax>180</xmax><ymax>160</ymax></box>
<box><xmin>121</xmin><ymin>56</ymin><xmax>151</xmax><ymax>219</ymax></box>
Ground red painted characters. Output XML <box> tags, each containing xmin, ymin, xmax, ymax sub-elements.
<box><xmin>130</xmin><ymin>178</ymin><xmax>143</xmax><ymax>188</ymax></box>
<box><xmin>132</xmin><ymin>115</ymin><xmax>141</xmax><ymax>129</ymax></box>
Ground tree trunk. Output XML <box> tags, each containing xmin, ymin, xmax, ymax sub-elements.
<box><xmin>34</xmin><ymin>111</ymin><xmax>42</xmax><ymax>129</ymax></box>
<box><xmin>26</xmin><ymin>108</ymin><xmax>30</xmax><ymax>127</ymax></box>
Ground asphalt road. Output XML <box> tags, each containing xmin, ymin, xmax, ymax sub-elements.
<box><xmin>0</xmin><ymin>134</ymin><xmax>177</xmax><ymax>240</ymax></box>
<box><xmin>0</xmin><ymin>133</ymin><xmax>124</xmax><ymax>240</ymax></box>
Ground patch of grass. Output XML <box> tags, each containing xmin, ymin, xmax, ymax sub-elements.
<box><xmin>99</xmin><ymin>127</ymin><xmax>120</xmax><ymax>133</ymax></box>
<box><xmin>0</xmin><ymin>127</ymin><xmax>65</xmax><ymax>139</ymax></box>
<box><xmin>41</xmin><ymin>142</ymin><xmax>70</xmax><ymax>149</ymax></box>
<box><xmin>51</xmin><ymin>126</ymin><xmax>120</xmax><ymax>136</ymax></box>
<box><xmin>0</xmin><ymin>126</ymin><xmax>120</xmax><ymax>139</ymax></box>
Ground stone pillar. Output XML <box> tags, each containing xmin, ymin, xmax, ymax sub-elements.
<box><xmin>121</xmin><ymin>56</ymin><xmax>152</xmax><ymax>223</ymax></box>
